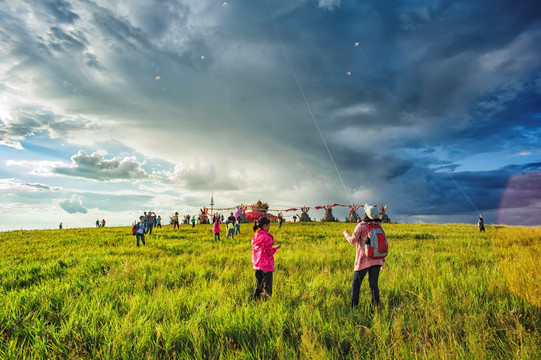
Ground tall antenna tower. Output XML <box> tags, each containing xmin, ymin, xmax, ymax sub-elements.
<box><xmin>210</xmin><ymin>193</ymin><xmax>214</xmax><ymax>215</ymax></box>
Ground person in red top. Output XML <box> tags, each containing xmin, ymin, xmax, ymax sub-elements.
<box><xmin>251</xmin><ymin>217</ymin><xmax>281</xmax><ymax>300</ymax></box>
<box><xmin>343</xmin><ymin>204</ymin><xmax>385</xmax><ymax>307</ymax></box>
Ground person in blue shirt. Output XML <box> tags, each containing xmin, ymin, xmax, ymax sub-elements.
<box><xmin>136</xmin><ymin>216</ymin><xmax>147</xmax><ymax>247</ymax></box>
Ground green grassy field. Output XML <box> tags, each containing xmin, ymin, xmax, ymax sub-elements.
<box><xmin>0</xmin><ymin>222</ymin><xmax>539</xmax><ymax>359</ymax></box>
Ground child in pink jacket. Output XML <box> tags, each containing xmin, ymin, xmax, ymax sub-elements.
<box><xmin>212</xmin><ymin>217</ymin><xmax>221</xmax><ymax>241</ymax></box>
<box><xmin>251</xmin><ymin>217</ymin><xmax>281</xmax><ymax>300</ymax></box>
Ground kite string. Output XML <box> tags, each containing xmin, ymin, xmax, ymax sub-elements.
<box><xmin>211</xmin><ymin>23</ymin><xmax>232</xmax><ymax>204</ymax></box>
<box><xmin>357</xmin><ymin>51</ymin><xmax>480</xmax><ymax>214</ymax></box>
<box><xmin>266</xmin><ymin>1</ymin><xmax>354</xmax><ymax>206</ymax></box>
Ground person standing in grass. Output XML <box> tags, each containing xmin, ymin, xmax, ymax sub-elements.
<box><xmin>235</xmin><ymin>218</ymin><xmax>241</xmax><ymax>235</ymax></box>
<box><xmin>146</xmin><ymin>211</ymin><xmax>155</xmax><ymax>234</ymax></box>
<box><xmin>226</xmin><ymin>212</ymin><xmax>236</xmax><ymax>239</ymax></box>
<box><xmin>278</xmin><ymin>212</ymin><xmax>284</xmax><ymax>229</ymax></box>
<box><xmin>213</xmin><ymin>216</ymin><xmax>221</xmax><ymax>241</ymax></box>
<box><xmin>136</xmin><ymin>216</ymin><xmax>147</xmax><ymax>247</ymax></box>
<box><xmin>252</xmin><ymin>217</ymin><xmax>281</xmax><ymax>300</ymax></box>
<box><xmin>478</xmin><ymin>214</ymin><xmax>485</xmax><ymax>232</ymax></box>
<box><xmin>227</xmin><ymin>212</ymin><xmax>236</xmax><ymax>226</ymax></box>
<box><xmin>173</xmin><ymin>212</ymin><xmax>180</xmax><ymax>229</ymax></box>
<box><xmin>343</xmin><ymin>204</ymin><xmax>385</xmax><ymax>307</ymax></box>
<box><xmin>226</xmin><ymin>221</ymin><xmax>235</xmax><ymax>239</ymax></box>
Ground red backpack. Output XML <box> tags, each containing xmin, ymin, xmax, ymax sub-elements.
<box><xmin>364</xmin><ymin>223</ymin><xmax>388</xmax><ymax>259</ymax></box>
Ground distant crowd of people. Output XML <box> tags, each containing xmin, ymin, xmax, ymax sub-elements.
<box><xmin>170</xmin><ymin>212</ymin><xmax>215</xmax><ymax>228</ymax></box>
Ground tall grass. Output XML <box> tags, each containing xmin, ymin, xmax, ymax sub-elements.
<box><xmin>0</xmin><ymin>222</ymin><xmax>539</xmax><ymax>359</ymax></box>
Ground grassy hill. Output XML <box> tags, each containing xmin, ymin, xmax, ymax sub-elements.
<box><xmin>0</xmin><ymin>222</ymin><xmax>539</xmax><ymax>359</ymax></box>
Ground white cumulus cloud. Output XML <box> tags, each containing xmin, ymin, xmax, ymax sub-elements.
<box><xmin>59</xmin><ymin>195</ymin><xmax>88</xmax><ymax>214</ymax></box>
<box><xmin>52</xmin><ymin>150</ymin><xmax>149</xmax><ymax>181</ymax></box>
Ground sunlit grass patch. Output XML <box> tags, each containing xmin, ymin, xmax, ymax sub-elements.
<box><xmin>0</xmin><ymin>222</ymin><xmax>539</xmax><ymax>359</ymax></box>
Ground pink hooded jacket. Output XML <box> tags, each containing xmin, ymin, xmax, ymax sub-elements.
<box><xmin>212</xmin><ymin>220</ymin><xmax>221</xmax><ymax>233</ymax></box>
<box><xmin>252</xmin><ymin>230</ymin><xmax>278</xmax><ymax>271</ymax></box>
<box><xmin>344</xmin><ymin>220</ymin><xmax>385</xmax><ymax>271</ymax></box>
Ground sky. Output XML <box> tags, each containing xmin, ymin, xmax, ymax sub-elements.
<box><xmin>1</xmin><ymin>0</ymin><xmax>540</xmax><ymax>231</ymax></box>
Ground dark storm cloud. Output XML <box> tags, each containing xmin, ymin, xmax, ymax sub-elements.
<box><xmin>331</xmin><ymin>146</ymin><xmax>413</xmax><ymax>187</ymax></box>
<box><xmin>387</xmin><ymin>162</ymin><xmax>541</xmax><ymax>218</ymax></box>
<box><xmin>91</xmin><ymin>7</ymin><xmax>150</xmax><ymax>52</ymax></box>
<box><xmin>266</xmin><ymin>0</ymin><xmax>541</xmax><ymax>128</ymax></box>
<box><xmin>48</xmin><ymin>26</ymin><xmax>88</xmax><ymax>53</ymax></box>
<box><xmin>121</xmin><ymin>0</ymin><xmax>192</xmax><ymax>39</ymax></box>
<box><xmin>38</xmin><ymin>0</ymin><xmax>80</xmax><ymax>24</ymax></box>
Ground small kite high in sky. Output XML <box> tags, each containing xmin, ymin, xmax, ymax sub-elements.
<box><xmin>155</xmin><ymin>76</ymin><xmax>161</xmax><ymax>80</ymax></box>
<box><xmin>354</xmin><ymin>42</ymin><xmax>359</xmax><ymax>47</ymax></box>
<box><xmin>346</xmin><ymin>71</ymin><xmax>351</xmax><ymax>76</ymax></box>
<box><xmin>223</xmin><ymin>2</ymin><xmax>229</xmax><ymax>7</ymax></box>
<box><xmin>200</xmin><ymin>55</ymin><xmax>205</xmax><ymax>60</ymax></box>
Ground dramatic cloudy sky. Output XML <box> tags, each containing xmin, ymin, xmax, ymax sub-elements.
<box><xmin>1</xmin><ymin>0</ymin><xmax>540</xmax><ymax>230</ymax></box>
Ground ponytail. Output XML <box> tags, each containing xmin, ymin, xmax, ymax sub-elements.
<box><xmin>253</xmin><ymin>217</ymin><xmax>270</xmax><ymax>232</ymax></box>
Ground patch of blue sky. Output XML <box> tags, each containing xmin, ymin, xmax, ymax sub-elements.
<box><xmin>18</xmin><ymin>134</ymin><xmax>83</xmax><ymax>161</ymax></box>
<box><xmin>454</xmin><ymin>150</ymin><xmax>540</xmax><ymax>172</ymax></box>
<box><xmin>395</xmin><ymin>144</ymin><xmax>539</xmax><ymax>173</ymax></box>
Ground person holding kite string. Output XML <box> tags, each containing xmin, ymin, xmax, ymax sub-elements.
<box><xmin>478</xmin><ymin>215</ymin><xmax>485</xmax><ymax>232</ymax></box>
<box><xmin>343</xmin><ymin>204</ymin><xmax>385</xmax><ymax>307</ymax></box>
<box><xmin>251</xmin><ymin>217</ymin><xmax>281</xmax><ymax>300</ymax></box>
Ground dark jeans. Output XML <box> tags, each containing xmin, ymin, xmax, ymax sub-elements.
<box><xmin>253</xmin><ymin>270</ymin><xmax>273</xmax><ymax>300</ymax></box>
<box><xmin>351</xmin><ymin>265</ymin><xmax>380</xmax><ymax>306</ymax></box>
<box><xmin>146</xmin><ymin>223</ymin><xmax>154</xmax><ymax>235</ymax></box>
<box><xmin>136</xmin><ymin>233</ymin><xmax>145</xmax><ymax>246</ymax></box>
<box><xmin>214</xmin><ymin>233</ymin><xmax>220</xmax><ymax>241</ymax></box>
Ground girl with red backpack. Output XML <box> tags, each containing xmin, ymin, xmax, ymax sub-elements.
<box><xmin>343</xmin><ymin>204</ymin><xmax>386</xmax><ymax>307</ymax></box>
